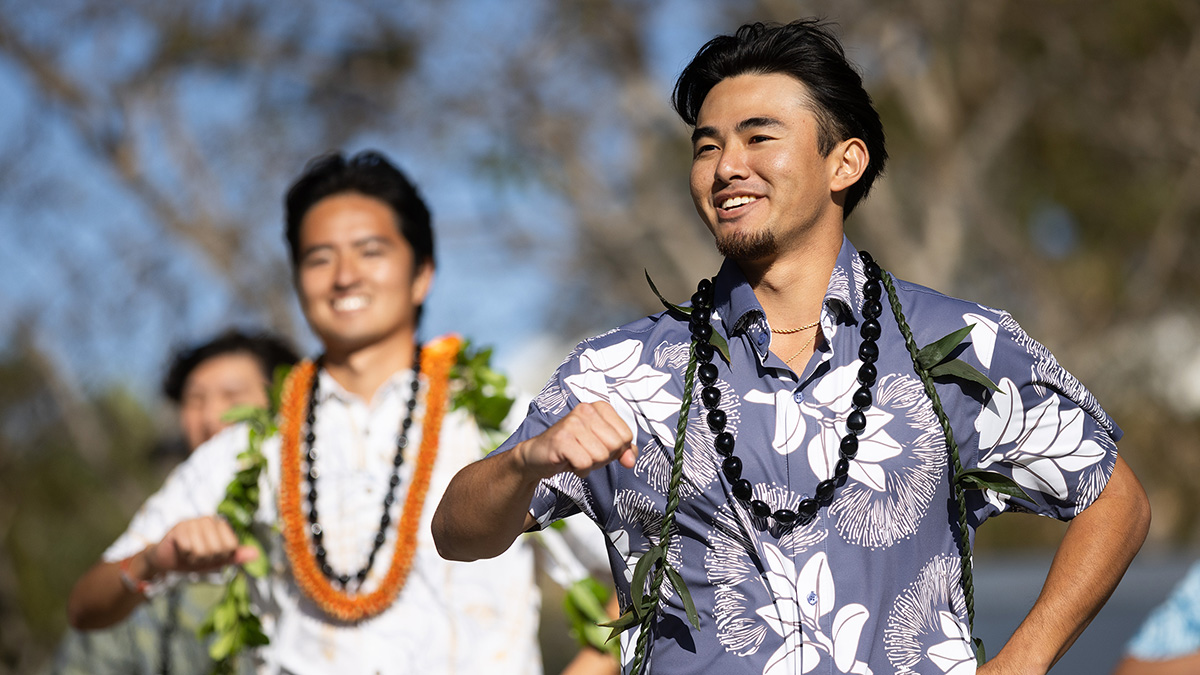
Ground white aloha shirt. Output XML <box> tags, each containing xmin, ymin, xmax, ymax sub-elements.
<box><xmin>106</xmin><ymin>368</ymin><xmax>542</xmax><ymax>675</ymax></box>
<box><xmin>493</xmin><ymin>238</ymin><xmax>1120</xmax><ymax>675</ymax></box>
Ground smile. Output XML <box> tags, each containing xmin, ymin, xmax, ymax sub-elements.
<box><xmin>332</xmin><ymin>295</ymin><xmax>369</xmax><ymax>312</ymax></box>
<box><xmin>720</xmin><ymin>195</ymin><xmax>759</xmax><ymax>210</ymax></box>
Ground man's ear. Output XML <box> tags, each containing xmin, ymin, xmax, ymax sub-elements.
<box><xmin>829</xmin><ymin>138</ymin><xmax>868</xmax><ymax>194</ymax></box>
<box><xmin>411</xmin><ymin>259</ymin><xmax>435</xmax><ymax>305</ymax></box>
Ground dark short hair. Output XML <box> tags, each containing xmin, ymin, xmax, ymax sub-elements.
<box><xmin>163</xmin><ymin>329</ymin><xmax>299</xmax><ymax>403</ymax></box>
<box><xmin>672</xmin><ymin>19</ymin><xmax>887</xmax><ymax>218</ymax></box>
<box><xmin>284</xmin><ymin>150</ymin><xmax>435</xmax><ymax>271</ymax></box>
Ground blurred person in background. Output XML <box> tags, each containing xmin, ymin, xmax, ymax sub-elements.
<box><xmin>51</xmin><ymin>329</ymin><xmax>298</xmax><ymax>674</ymax></box>
<box><xmin>1113</xmin><ymin>560</ymin><xmax>1200</xmax><ymax>674</ymax></box>
<box><xmin>65</xmin><ymin>150</ymin><xmax>543</xmax><ymax>674</ymax></box>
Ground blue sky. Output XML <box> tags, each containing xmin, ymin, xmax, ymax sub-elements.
<box><xmin>0</xmin><ymin>0</ymin><xmax>722</xmax><ymax>403</ymax></box>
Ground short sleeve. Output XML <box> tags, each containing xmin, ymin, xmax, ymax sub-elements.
<box><xmin>488</xmin><ymin>341</ymin><xmax>613</xmax><ymax>531</ymax></box>
<box><xmin>965</xmin><ymin>312</ymin><xmax>1120</xmax><ymax>522</ymax></box>
<box><xmin>103</xmin><ymin>425</ymin><xmax>244</xmax><ymax>563</ymax></box>
<box><xmin>1125</xmin><ymin>562</ymin><xmax>1200</xmax><ymax>660</ymax></box>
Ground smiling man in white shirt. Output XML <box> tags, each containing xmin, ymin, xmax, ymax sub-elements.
<box><xmin>67</xmin><ymin>151</ymin><xmax>542</xmax><ymax>674</ymax></box>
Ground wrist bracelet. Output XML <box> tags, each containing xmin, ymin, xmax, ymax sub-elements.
<box><xmin>117</xmin><ymin>556</ymin><xmax>151</xmax><ymax>595</ymax></box>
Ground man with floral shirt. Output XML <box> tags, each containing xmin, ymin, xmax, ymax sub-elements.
<box><xmin>433</xmin><ymin>19</ymin><xmax>1150</xmax><ymax>675</ymax></box>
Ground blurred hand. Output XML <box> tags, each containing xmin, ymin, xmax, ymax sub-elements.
<box><xmin>146</xmin><ymin>515</ymin><xmax>259</xmax><ymax>575</ymax></box>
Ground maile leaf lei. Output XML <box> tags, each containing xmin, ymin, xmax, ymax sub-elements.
<box><xmin>915</xmin><ymin>325</ymin><xmax>1031</xmax><ymax>502</ymax></box>
<box><xmin>646</xmin><ymin>270</ymin><xmax>730</xmax><ymax>364</ymax></box>
<box><xmin>197</xmin><ymin>369</ymin><xmax>285</xmax><ymax>674</ymax></box>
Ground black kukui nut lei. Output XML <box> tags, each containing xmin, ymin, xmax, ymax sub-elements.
<box><xmin>303</xmin><ymin>345</ymin><xmax>422</xmax><ymax>589</ymax></box>
<box><xmin>691</xmin><ymin>251</ymin><xmax>883</xmax><ymax>528</ymax></box>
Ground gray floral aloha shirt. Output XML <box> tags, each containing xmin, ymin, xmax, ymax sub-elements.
<box><xmin>493</xmin><ymin>237</ymin><xmax>1120</xmax><ymax>675</ymax></box>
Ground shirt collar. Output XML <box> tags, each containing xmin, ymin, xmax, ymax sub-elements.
<box><xmin>315</xmin><ymin>367</ymin><xmax>417</xmax><ymax>406</ymax></box>
<box><xmin>710</xmin><ymin>236</ymin><xmax>865</xmax><ymax>363</ymax></box>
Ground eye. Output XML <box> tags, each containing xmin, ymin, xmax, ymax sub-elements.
<box><xmin>693</xmin><ymin>143</ymin><xmax>718</xmax><ymax>158</ymax></box>
<box><xmin>749</xmin><ymin>135</ymin><xmax>773</xmax><ymax>144</ymax></box>
<box><xmin>302</xmin><ymin>253</ymin><xmax>331</xmax><ymax>268</ymax></box>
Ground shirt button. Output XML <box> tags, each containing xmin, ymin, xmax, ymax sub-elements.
<box><xmin>793</xmin><ymin>389</ymin><xmax>804</xmax><ymax>404</ymax></box>
<box><xmin>756</xmin><ymin>333</ymin><xmax>767</xmax><ymax>346</ymax></box>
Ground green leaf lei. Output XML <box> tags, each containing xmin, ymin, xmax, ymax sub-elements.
<box><xmin>197</xmin><ymin>365</ymin><xmax>288</xmax><ymax>674</ymax></box>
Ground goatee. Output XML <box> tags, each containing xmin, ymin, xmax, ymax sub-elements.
<box><xmin>716</xmin><ymin>230</ymin><xmax>777</xmax><ymax>261</ymax></box>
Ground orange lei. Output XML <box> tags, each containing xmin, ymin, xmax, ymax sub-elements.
<box><xmin>277</xmin><ymin>335</ymin><xmax>461</xmax><ymax>622</ymax></box>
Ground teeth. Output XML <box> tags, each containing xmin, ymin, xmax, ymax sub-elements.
<box><xmin>333</xmin><ymin>296</ymin><xmax>368</xmax><ymax>312</ymax></box>
<box><xmin>721</xmin><ymin>195</ymin><xmax>758</xmax><ymax>209</ymax></box>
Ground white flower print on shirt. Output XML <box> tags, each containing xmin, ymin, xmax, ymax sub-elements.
<box><xmin>800</xmin><ymin>361</ymin><xmax>903</xmax><ymax>492</ymax></box>
<box><xmin>962</xmin><ymin>312</ymin><xmax>999</xmax><ymax>370</ymax></box>
<box><xmin>562</xmin><ymin>339</ymin><xmax>682</xmax><ymax>445</ymax></box>
<box><xmin>975</xmin><ymin>377</ymin><xmax>1107</xmax><ymax>506</ymax></box>
<box><xmin>926</xmin><ymin>611</ymin><xmax>975</xmax><ymax>675</ymax></box>
<box><xmin>744</xmin><ymin>388</ymin><xmax>807</xmax><ymax>456</ymax></box>
<box><xmin>756</xmin><ymin>545</ymin><xmax>873</xmax><ymax>675</ymax></box>
<box><xmin>885</xmin><ymin>555</ymin><xmax>970</xmax><ymax>674</ymax></box>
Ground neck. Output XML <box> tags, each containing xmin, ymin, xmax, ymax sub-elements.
<box><xmin>321</xmin><ymin>330</ymin><xmax>418</xmax><ymax>402</ymax></box>
<box><xmin>737</xmin><ymin>227</ymin><xmax>844</xmax><ymax>329</ymax></box>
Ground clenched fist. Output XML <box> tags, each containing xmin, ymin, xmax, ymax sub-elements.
<box><xmin>516</xmin><ymin>401</ymin><xmax>638</xmax><ymax>479</ymax></box>
<box><xmin>147</xmin><ymin>515</ymin><xmax>259</xmax><ymax>575</ymax></box>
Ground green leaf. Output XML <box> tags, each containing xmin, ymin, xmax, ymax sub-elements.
<box><xmin>663</xmin><ymin>565</ymin><xmax>700</xmax><ymax>630</ymax></box>
<box><xmin>928</xmin><ymin>359</ymin><xmax>1001</xmax><ymax>393</ymax></box>
<box><xmin>217</xmin><ymin>501</ymin><xmax>252</xmax><ymax>530</ymax></box>
<box><xmin>708</xmin><ymin>330</ymin><xmax>731</xmax><ymax>365</ymax></box>
<box><xmin>581</xmin><ymin>623</ymin><xmax>618</xmax><ymax>655</ymax></box>
<box><xmin>629</xmin><ymin>546</ymin><xmax>664</xmax><ymax>618</ymax></box>
<box><xmin>221</xmin><ymin>404</ymin><xmax>269</xmax><ymax>427</ymax></box>
<box><xmin>956</xmin><ymin>468</ymin><xmax>1033</xmax><ymax>502</ymax></box>
<box><xmin>916</xmin><ymin>325</ymin><xmax>975</xmax><ymax>371</ymax></box>
<box><xmin>645</xmin><ymin>270</ymin><xmax>691</xmax><ymax>316</ymax></box>
<box><xmin>563</xmin><ymin>578</ymin><xmax>617</xmax><ymax>655</ymax></box>
<box><xmin>600</xmin><ymin>608</ymin><xmax>641</xmax><ymax>642</ymax></box>
<box><xmin>268</xmin><ymin>364</ymin><xmax>293</xmax><ymax>414</ymax></box>
<box><xmin>974</xmin><ymin>637</ymin><xmax>986</xmax><ymax>666</ymax></box>
<box><xmin>240</xmin><ymin>534</ymin><xmax>269</xmax><ymax>578</ymax></box>
<box><xmin>243</xmin><ymin>619</ymin><xmax>270</xmax><ymax>647</ymax></box>
<box><xmin>209</xmin><ymin>627</ymin><xmax>237</xmax><ymax>661</ymax></box>
<box><xmin>450</xmin><ymin>340</ymin><xmax>515</xmax><ymax>437</ymax></box>
<box><xmin>565</xmin><ymin>578</ymin><xmax>610</xmax><ymax>623</ymax></box>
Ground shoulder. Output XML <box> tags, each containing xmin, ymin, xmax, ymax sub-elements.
<box><xmin>561</xmin><ymin>311</ymin><xmax>689</xmax><ymax>376</ymax></box>
<box><xmin>888</xmin><ymin>276</ymin><xmax>1009</xmax><ymax>338</ymax></box>
<box><xmin>528</xmin><ymin>311</ymin><xmax>686</xmax><ymax>414</ymax></box>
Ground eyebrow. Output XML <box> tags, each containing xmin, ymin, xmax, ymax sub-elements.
<box><xmin>691</xmin><ymin>116</ymin><xmax>786</xmax><ymax>144</ymax></box>
<box><xmin>300</xmin><ymin>235</ymin><xmax>393</xmax><ymax>259</ymax></box>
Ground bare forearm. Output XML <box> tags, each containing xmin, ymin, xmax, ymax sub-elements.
<box><xmin>984</xmin><ymin>457</ymin><xmax>1150</xmax><ymax>674</ymax></box>
<box><xmin>432</xmin><ymin>446</ymin><xmax>543</xmax><ymax>562</ymax></box>
<box><xmin>67</xmin><ymin>547</ymin><xmax>158</xmax><ymax>630</ymax></box>
<box><xmin>434</xmin><ymin>401</ymin><xmax>636</xmax><ymax>561</ymax></box>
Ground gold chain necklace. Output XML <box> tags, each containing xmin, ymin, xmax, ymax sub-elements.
<box><xmin>783</xmin><ymin>328</ymin><xmax>820</xmax><ymax>365</ymax></box>
<box><xmin>771</xmin><ymin>318</ymin><xmax>820</xmax><ymax>334</ymax></box>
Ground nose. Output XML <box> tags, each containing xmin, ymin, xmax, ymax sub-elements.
<box><xmin>715</xmin><ymin>142</ymin><xmax>750</xmax><ymax>184</ymax></box>
<box><xmin>333</xmin><ymin>253</ymin><xmax>361</xmax><ymax>289</ymax></box>
<box><xmin>201</xmin><ymin>399</ymin><xmax>228</xmax><ymax>442</ymax></box>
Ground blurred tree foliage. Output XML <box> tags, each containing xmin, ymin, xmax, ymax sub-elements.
<box><xmin>1</xmin><ymin>0</ymin><xmax>1199</xmax><ymax>671</ymax></box>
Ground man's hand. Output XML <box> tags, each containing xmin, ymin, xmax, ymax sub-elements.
<box><xmin>433</xmin><ymin>400</ymin><xmax>637</xmax><ymax>562</ymax></box>
<box><xmin>147</xmin><ymin>515</ymin><xmax>260</xmax><ymax>575</ymax></box>
<box><xmin>513</xmin><ymin>401</ymin><xmax>637</xmax><ymax>480</ymax></box>
<box><xmin>68</xmin><ymin>514</ymin><xmax>260</xmax><ymax>630</ymax></box>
